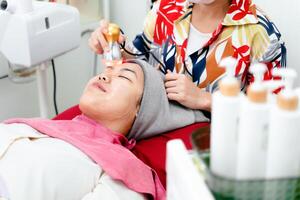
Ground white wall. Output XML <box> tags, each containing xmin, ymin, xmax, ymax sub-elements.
<box><xmin>0</xmin><ymin>0</ymin><xmax>148</xmax><ymax>121</ymax></box>
<box><xmin>253</xmin><ymin>0</ymin><xmax>300</xmax><ymax>87</ymax></box>
<box><xmin>110</xmin><ymin>0</ymin><xmax>149</xmax><ymax>41</ymax></box>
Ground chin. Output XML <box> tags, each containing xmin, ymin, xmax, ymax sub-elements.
<box><xmin>79</xmin><ymin>104</ymin><xmax>98</xmax><ymax>121</ymax></box>
<box><xmin>79</xmin><ymin>97</ymin><xmax>95</xmax><ymax>118</ymax></box>
<box><xmin>79</xmin><ymin>98</ymin><xmax>106</xmax><ymax>121</ymax></box>
<box><xmin>78</xmin><ymin>99</ymin><xmax>88</xmax><ymax>116</ymax></box>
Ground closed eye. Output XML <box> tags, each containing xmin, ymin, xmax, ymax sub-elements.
<box><xmin>118</xmin><ymin>75</ymin><xmax>132</xmax><ymax>82</ymax></box>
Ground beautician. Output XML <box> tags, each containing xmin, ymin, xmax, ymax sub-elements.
<box><xmin>89</xmin><ymin>0</ymin><xmax>286</xmax><ymax>111</ymax></box>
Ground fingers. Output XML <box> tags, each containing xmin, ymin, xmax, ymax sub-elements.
<box><xmin>164</xmin><ymin>71</ymin><xmax>187</xmax><ymax>103</ymax></box>
<box><xmin>165</xmin><ymin>80</ymin><xmax>177</xmax><ymax>88</ymax></box>
<box><xmin>165</xmin><ymin>82</ymin><xmax>184</xmax><ymax>96</ymax></box>
<box><xmin>167</xmin><ymin>93</ymin><xmax>184</xmax><ymax>102</ymax></box>
<box><xmin>98</xmin><ymin>20</ymin><xmax>110</xmax><ymax>52</ymax></box>
<box><xmin>96</xmin><ymin>28</ymin><xmax>109</xmax><ymax>52</ymax></box>
<box><xmin>166</xmin><ymin>86</ymin><xmax>179</xmax><ymax>94</ymax></box>
<box><xmin>165</xmin><ymin>70</ymin><xmax>181</xmax><ymax>95</ymax></box>
<box><xmin>89</xmin><ymin>30</ymin><xmax>103</xmax><ymax>54</ymax></box>
<box><xmin>88</xmin><ymin>19</ymin><xmax>128</xmax><ymax>55</ymax></box>
<box><xmin>88</xmin><ymin>19</ymin><xmax>110</xmax><ymax>54</ymax></box>
<box><xmin>165</xmin><ymin>70</ymin><xmax>187</xmax><ymax>82</ymax></box>
<box><xmin>99</xmin><ymin>19</ymin><xmax>109</xmax><ymax>28</ymax></box>
<box><xmin>165</xmin><ymin>72</ymin><xmax>180</xmax><ymax>81</ymax></box>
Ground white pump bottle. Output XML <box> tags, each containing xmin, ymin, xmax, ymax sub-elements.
<box><xmin>266</xmin><ymin>68</ymin><xmax>300</xmax><ymax>179</ymax></box>
<box><xmin>210</xmin><ymin>57</ymin><xmax>241</xmax><ymax>179</ymax></box>
<box><xmin>236</xmin><ymin>63</ymin><xmax>269</xmax><ymax>180</ymax></box>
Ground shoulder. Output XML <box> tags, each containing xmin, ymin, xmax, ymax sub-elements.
<box><xmin>224</xmin><ymin>0</ymin><xmax>282</xmax><ymax>40</ymax></box>
<box><xmin>245</xmin><ymin>7</ymin><xmax>286</xmax><ymax>62</ymax></box>
<box><xmin>241</xmin><ymin>5</ymin><xmax>283</xmax><ymax>41</ymax></box>
<box><xmin>255</xmin><ymin>7</ymin><xmax>282</xmax><ymax>39</ymax></box>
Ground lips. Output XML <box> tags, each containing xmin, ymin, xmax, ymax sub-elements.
<box><xmin>92</xmin><ymin>82</ymin><xmax>107</xmax><ymax>92</ymax></box>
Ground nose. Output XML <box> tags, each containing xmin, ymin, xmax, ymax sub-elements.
<box><xmin>98</xmin><ymin>74</ymin><xmax>110</xmax><ymax>83</ymax></box>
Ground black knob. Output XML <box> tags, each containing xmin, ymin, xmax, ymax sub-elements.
<box><xmin>0</xmin><ymin>0</ymin><xmax>8</xmax><ymax>10</ymax></box>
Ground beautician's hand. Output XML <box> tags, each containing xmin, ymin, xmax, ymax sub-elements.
<box><xmin>165</xmin><ymin>70</ymin><xmax>212</xmax><ymax>111</ymax></box>
<box><xmin>88</xmin><ymin>19</ymin><xmax>126</xmax><ymax>55</ymax></box>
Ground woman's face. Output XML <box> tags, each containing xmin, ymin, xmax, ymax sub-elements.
<box><xmin>79</xmin><ymin>62</ymin><xmax>144</xmax><ymax>124</ymax></box>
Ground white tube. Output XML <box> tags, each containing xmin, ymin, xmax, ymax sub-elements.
<box><xmin>36</xmin><ymin>63</ymin><xmax>50</xmax><ymax>119</ymax></box>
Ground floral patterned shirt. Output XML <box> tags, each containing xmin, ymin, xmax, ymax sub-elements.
<box><xmin>131</xmin><ymin>0</ymin><xmax>286</xmax><ymax>92</ymax></box>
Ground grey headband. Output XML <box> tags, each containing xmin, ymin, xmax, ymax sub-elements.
<box><xmin>127</xmin><ymin>59</ymin><xmax>209</xmax><ymax>140</ymax></box>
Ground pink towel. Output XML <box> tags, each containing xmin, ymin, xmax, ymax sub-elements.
<box><xmin>4</xmin><ymin>115</ymin><xmax>165</xmax><ymax>200</ymax></box>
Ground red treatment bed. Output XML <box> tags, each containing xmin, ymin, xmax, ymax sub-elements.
<box><xmin>53</xmin><ymin>105</ymin><xmax>209</xmax><ymax>188</ymax></box>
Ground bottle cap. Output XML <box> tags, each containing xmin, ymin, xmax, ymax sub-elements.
<box><xmin>104</xmin><ymin>23</ymin><xmax>120</xmax><ymax>43</ymax></box>
<box><xmin>218</xmin><ymin>57</ymin><xmax>240</xmax><ymax>97</ymax></box>
<box><xmin>272</xmin><ymin>68</ymin><xmax>298</xmax><ymax>111</ymax></box>
<box><xmin>277</xmin><ymin>95</ymin><xmax>298</xmax><ymax>111</ymax></box>
<box><xmin>247</xmin><ymin>63</ymin><xmax>267</xmax><ymax>103</ymax></box>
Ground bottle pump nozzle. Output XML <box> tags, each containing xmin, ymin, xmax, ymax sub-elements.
<box><xmin>272</xmin><ymin>68</ymin><xmax>298</xmax><ymax>111</ymax></box>
<box><xmin>272</xmin><ymin>68</ymin><xmax>297</xmax><ymax>96</ymax></box>
<box><xmin>218</xmin><ymin>57</ymin><xmax>240</xmax><ymax>97</ymax></box>
<box><xmin>247</xmin><ymin>63</ymin><xmax>267</xmax><ymax>103</ymax></box>
<box><xmin>219</xmin><ymin>57</ymin><xmax>237</xmax><ymax>81</ymax></box>
<box><xmin>264</xmin><ymin>80</ymin><xmax>285</xmax><ymax>104</ymax></box>
<box><xmin>250</xmin><ymin>63</ymin><xmax>267</xmax><ymax>86</ymax></box>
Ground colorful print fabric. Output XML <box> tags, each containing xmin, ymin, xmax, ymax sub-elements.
<box><xmin>132</xmin><ymin>0</ymin><xmax>286</xmax><ymax>92</ymax></box>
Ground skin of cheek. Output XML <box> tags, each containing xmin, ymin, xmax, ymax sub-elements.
<box><xmin>100</xmin><ymin>85</ymin><xmax>139</xmax><ymax>121</ymax></box>
<box><xmin>79</xmin><ymin>79</ymin><xmax>141</xmax><ymax>122</ymax></box>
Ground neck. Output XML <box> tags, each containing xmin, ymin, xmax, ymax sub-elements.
<box><xmin>193</xmin><ymin>1</ymin><xmax>230</xmax><ymax>18</ymax></box>
<box><xmin>92</xmin><ymin>112</ymin><xmax>135</xmax><ymax>136</ymax></box>
<box><xmin>191</xmin><ymin>1</ymin><xmax>230</xmax><ymax>33</ymax></box>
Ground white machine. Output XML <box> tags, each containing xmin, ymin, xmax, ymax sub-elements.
<box><xmin>0</xmin><ymin>0</ymin><xmax>80</xmax><ymax>118</ymax></box>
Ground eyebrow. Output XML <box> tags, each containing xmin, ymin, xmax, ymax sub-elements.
<box><xmin>106</xmin><ymin>65</ymin><xmax>138</xmax><ymax>79</ymax></box>
<box><xmin>120</xmin><ymin>68</ymin><xmax>138</xmax><ymax>78</ymax></box>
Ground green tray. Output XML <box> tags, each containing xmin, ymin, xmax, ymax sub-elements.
<box><xmin>191</xmin><ymin>126</ymin><xmax>300</xmax><ymax>200</ymax></box>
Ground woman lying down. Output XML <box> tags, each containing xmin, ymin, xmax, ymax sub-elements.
<box><xmin>0</xmin><ymin>59</ymin><xmax>209</xmax><ymax>200</ymax></box>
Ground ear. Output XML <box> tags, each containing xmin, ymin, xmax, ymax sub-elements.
<box><xmin>135</xmin><ymin>104</ymin><xmax>141</xmax><ymax>117</ymax></box>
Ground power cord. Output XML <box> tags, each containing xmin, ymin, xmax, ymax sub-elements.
<box><xmin>119</xmin><ymin>29</ymin><xmax>167</xmax><ymax>74</ymax></box>
<box><xmin>51</xmin><ymin>59</ymin><xmax>59</xmax><ymax>115</ymax></box>
<box><xmin>120</xmin><ymin>40</ymin><xmax>167</xmax><ymax>74</ymax></box>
